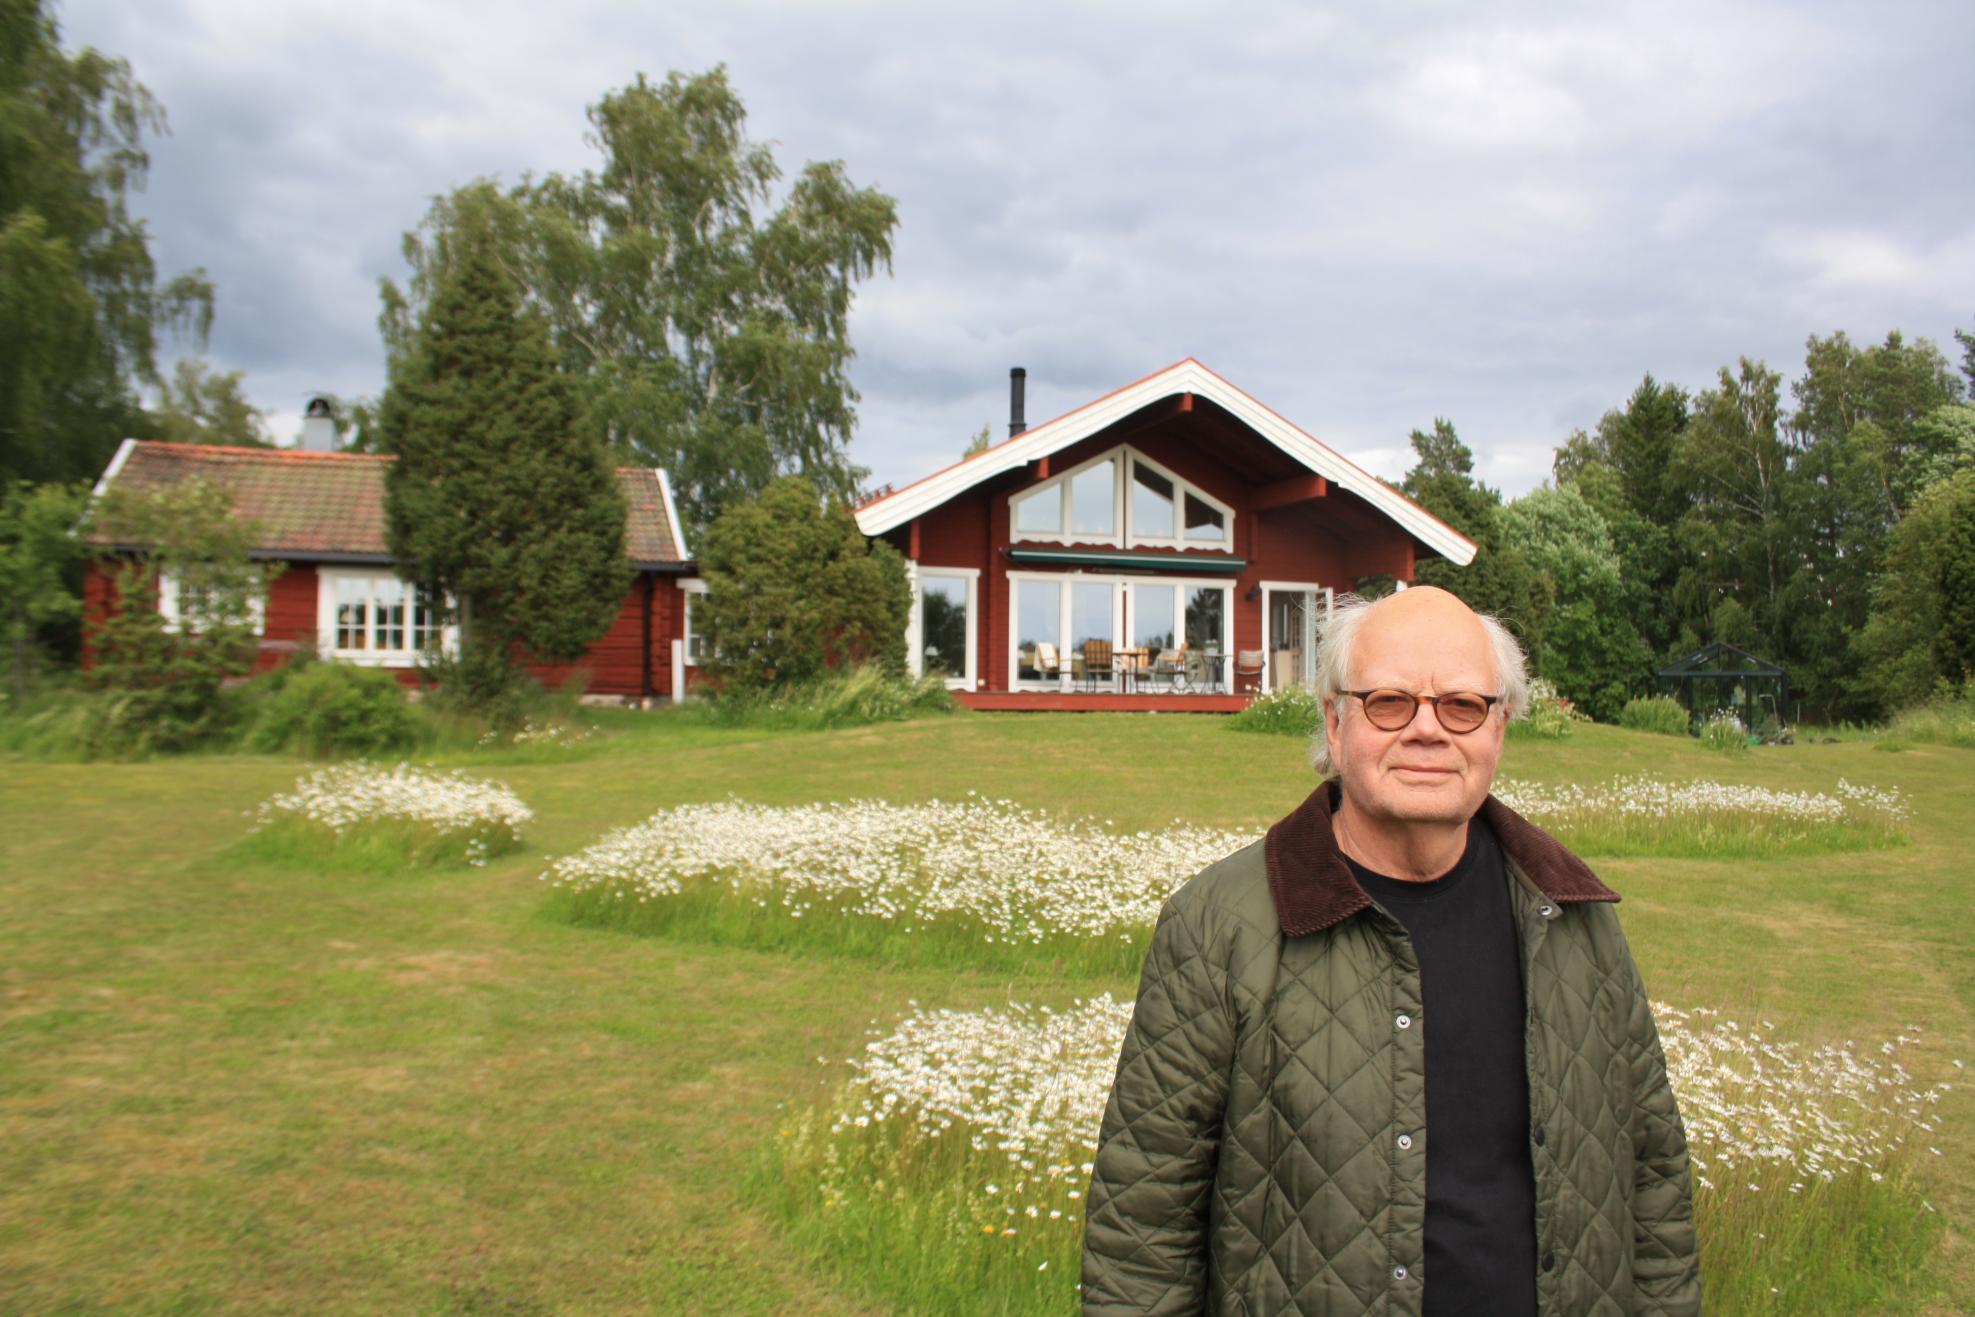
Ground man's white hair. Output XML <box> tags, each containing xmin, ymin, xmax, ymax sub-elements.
<box><xmin>1307</xmin><ymin>591</ymin><xmax>1530</xmax><ymax>777</ymax></box>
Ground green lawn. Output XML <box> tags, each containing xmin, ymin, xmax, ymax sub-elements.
<box><xmin>2</xmin><ymin>713</ymin><xmax>1970</xmax><ymax>1313</ymax></box>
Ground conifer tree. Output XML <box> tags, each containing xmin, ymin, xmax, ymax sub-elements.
<box><xmin>380</xmin><ymin>208</ymin><xmax>629</xmax><ymax>700</ymax></box>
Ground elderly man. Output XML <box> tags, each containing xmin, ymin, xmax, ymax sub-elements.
<box><xmin>1082</xmin><ymin>587</ymin><xmax>1698</xmax><ymax>1315</ymax></box>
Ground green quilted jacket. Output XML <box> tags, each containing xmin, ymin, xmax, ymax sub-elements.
<box><xmin>1082</xmin><ymin>784</ymin><xmax>1699</xmax><ymax>1315</ymax></box>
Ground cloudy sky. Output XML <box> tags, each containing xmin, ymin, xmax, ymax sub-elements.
<box><xmin>61</xmin><ymin>0</ymin><xmax>1975</xmax><ymax>496</ymax></box>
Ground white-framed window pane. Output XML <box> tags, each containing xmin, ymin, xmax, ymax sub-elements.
<box><xmin>1071</xmin><ymin>581</ymin><xmax>1114</xmax><ymax>681</ymax></box>
<box><xmin>1132</xmin><ymin>463</ymin><xmax>1176</xmax><ymax>538</ymax></box>
<box><xmin>1070</xmin><ymin>460</ymin><xmax>1115</xmax><ymax>536</ymax></box>
<box><xmin>1015</xmin><ymin>579</ymin><xmax>1060</xmax><ymax>680</ymax></box>
<box><xmin>336</xmin><ymin>577</ymin><xmax>371</xmax><ymax>650</ymax></box>
<box><xmin>374</xmin><ymin>578</ymin><xmax>407</xmax><ymax>652</ymax></box>
<box><xmin>683</xmin><ymin>591</ymin><xmax>705</xmax><ymax>664</ymax></box>
<box><xmin>1015</xmin><ymin>487</ymin><xmax>1061</xmax><ymax>534</ymax></box>
<box><xmin>1132</xmin><ymin>584</ymin><xmax>1176</xmax><ymax>653</ymax></box>
<box><xmin>921</xmin><ymin>577</ymin><xmax>968</xmax><ymax>678</ymax></box>
<box><xmin>1185</xmin><ymin>586</ymin><xmax>1226</xmax><ymax>651</ymax></box>
<box><xmin>1184</xmin><ymin>492</ymin><xmax>1226</xmax><ymax>542</ymax></box>
<box><xmin>410</xmin><ymin>590</ymin><xmax>443</xmax><ymax>651</ymax></box>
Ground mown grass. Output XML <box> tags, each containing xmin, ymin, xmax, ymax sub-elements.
<box><xmin>2</xmin><ymin>713</ymin><xmax>1970</xmax><ymax>1313</ymax></box>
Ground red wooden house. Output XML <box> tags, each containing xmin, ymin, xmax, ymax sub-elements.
<box><xmin>83</xmin><ymin>439</ymin><xmax>704</xmax><ymax>701</ymax></box>
<box><xmin>855</xmin><ymin>359</ymin><xmax>1475</xmax><ymax>710</ymax></box>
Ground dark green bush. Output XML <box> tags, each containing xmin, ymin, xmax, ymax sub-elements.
<box><xmin>1619</xmin><ymin>695</ymin><xmax>1691</xmax><ymax>737</ymax></box>
<box><xmin>242</xmin><ymin>661</ymin><xmax>423</xmax><ymax>757</ymax></box>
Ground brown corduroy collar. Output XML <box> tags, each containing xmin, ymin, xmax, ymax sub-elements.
<box><xmin>1263</xmin><ymin>780</ymin><xmax>1620</xmax><ymax>938</ymax></box>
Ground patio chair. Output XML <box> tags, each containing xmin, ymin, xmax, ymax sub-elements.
<box><xmin>1081</xmin><ymin>639</ymin><xmax>1114</xmax><ymax>693</ymax></box>
<box><xmin>1032</xmin><ymin>641</ymin><xmax>1065</xmax><ymax>683</ymax></box>
<box><xmin>1234</xmin><ymin>648</ymin><xmax>1265</xmax><ymax>693</ymax></box>
<box><xmin>1150</xmin><ymin>647</ymin><xmax>1183</xmax><ymax>693</ymax></box>
<box><xmin>1183</xmin><ymin>647</ymin><xmax>1211</xmax><ymax>693</ymax></box>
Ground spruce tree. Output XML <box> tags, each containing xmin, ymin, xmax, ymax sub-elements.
<box><xmin>380</xmin><ymin>210</ymin><xmax>629</xmax><ymax>700</ymax></box>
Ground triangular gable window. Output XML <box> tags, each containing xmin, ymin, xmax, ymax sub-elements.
<box><xmin>1009</xmin><ymin>445</ymin><xmax>1232</xmax><ymax>550</ymax></box>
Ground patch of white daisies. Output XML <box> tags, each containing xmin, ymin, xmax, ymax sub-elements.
<box><xmin>816</xmin><ymin>995</ymin><xmax>1956</xmax><ymax>1233</ymax></box>
<box><xmin>540</xmin><ymin>777</ymin><xmax>1906</xmax><ymax>940</ymax></box>
<box><xmin>251</xmin><ymin>762</ymin><xmax>532</xmax><ymax>866</ymax></box>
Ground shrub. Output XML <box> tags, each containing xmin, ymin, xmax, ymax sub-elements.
<box><xmin>1506</xmin><ymin>678</ymin><xmax>1582</xmax><ymax>740</ymax></box>
<box><xmin>695</xmin><ymin>666</ymin><xmax>955</xmax><ymax>730</ymax></box>
<box><xmin>1225</xmin><ymin>684</ymin><xmax>1322</xmax><ymax>737</ymax></box>
<box><xmin>242</xmin><ymin>660</ymin><xmax>424</xmax><ymax>758</ymax></box>
<box><xmin>1700</xmin><ymin>711</ymin><xmax>1751</xmax><ymax>752</ymax></box>
<box><xmin>1620</xmin><ymin>695</ymin><xmax>1691</xmax><ymax>737</ymax></box>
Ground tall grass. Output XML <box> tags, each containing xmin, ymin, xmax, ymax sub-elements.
<box><xmin>686</xmin><ymin>666</ymin><xmax>958</xmax><ymax>730</ymax></box>
<box><xmin>768</xmin><ymin>998</ymin><xmax>1953</xmax><ymax>1317</ymax></box>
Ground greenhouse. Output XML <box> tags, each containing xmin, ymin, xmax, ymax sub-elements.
<box><xmin>1655</xmin><ymin>643</ymin><xmax>1790</xmax><ymax>737</ymax></box>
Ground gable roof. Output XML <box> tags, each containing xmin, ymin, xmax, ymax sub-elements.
<box><xmin>855</xmin><ymin>358</ymin><xmax>1476</xmax><ymax>566</ymax></box>
<box><xmin>86</xmin><ymin>440</ymin><xmax>690</xmax><ymax>568</ymax></box>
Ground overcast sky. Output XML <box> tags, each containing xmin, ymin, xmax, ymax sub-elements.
<box><xmin>61</xmin><ymin>0</ymin><xmax>1975</xmax><ymax>496</ymax></box>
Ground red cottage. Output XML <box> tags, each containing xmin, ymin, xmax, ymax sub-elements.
<box><xmin>855</xmin><ymin>359</ymin><xmax>1476</xmax><ymax>710</ymax></box>
<box><xmin>83</xmin><ymin>439</ymin><xmax>705</xmax><ymax>701</ymax></box>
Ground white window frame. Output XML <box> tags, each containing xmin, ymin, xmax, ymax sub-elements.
<box><xmin>1258</xmin><ymin>581</ymin><xmax>1334</xmax><ymax>694</ymax></box>
<box><xmin>314</xmin><ymin>567</ymin><xmax>456</xmax><ymax>666</ymax></box>
<box><xmin>156</xmin><ymin>567</ymin><xmax>266</xmax><ymax>635</ymax></box>
<box><xmin>1005</xmin><ymin>570</ymin><xmax>1233</xmax><ymax>691</ymax></box>
<box><xmin>1007</xmin><ymin>443</ymin><xmax>1235</xmax><ymax>551</ymax></box>
<box><xmin>906</xmin><ymin>565</ymin><xmax>979</xmax><ymax>690</ymax></box>
<box><xmin>680</xmin><ymin>577</ymin><xmax>709</xmax><ymax>666</ymax></box>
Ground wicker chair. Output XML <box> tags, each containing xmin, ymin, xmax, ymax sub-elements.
<box><xmin>1234</xmin><ymin>648</ymin><xmax>1266</xmax><ymax>693</ymax></box>
<box><xmin>1081</xmin><ymin>639</ymin><xmax>1114</xmax><ymax>692</ymax></box>
<box><xmin>1149</xmin><ymin>647</ymin><xmax>1183</xmax><ymax>693</ymax></box>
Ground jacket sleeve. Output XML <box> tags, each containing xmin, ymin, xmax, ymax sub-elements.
<box><xmin>1623</xmin><ymin>952</ymin><xmax>1702</xmax><ymax>1314</ymax></box>
<box><xmin>1081</xmin><ymin>895</ymin><xmax>1235</xmax><ymax>1316</ymax></box>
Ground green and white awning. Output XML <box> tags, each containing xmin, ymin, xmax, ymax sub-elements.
<box><xmin>1005</xmin><ymin>547</ymin><xmax>1247</xmax><ymax>574</ymax></box>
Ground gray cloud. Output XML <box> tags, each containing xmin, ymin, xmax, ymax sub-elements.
<box><xmin>61</xmin><ymin>0</ymin><xmax>1975</xmax><ymax>488</ymax></box>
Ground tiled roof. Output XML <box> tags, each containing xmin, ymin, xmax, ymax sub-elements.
<box><xmin>86</xmin><ymin>441</ymin><xmax>689</xmax><ymax>566</ymax></box>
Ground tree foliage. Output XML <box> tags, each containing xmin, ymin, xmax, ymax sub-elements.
<box><xmin>0</xmin><ymin>477</ymin><xmax>86</xmax><ymax>697</ymax></box>
<box><xmin>0</xmin><ymin>0</ymin><xmax>214</xmax><ymax>485</ymax></box>
<box><xmin>1399</xmin><ymin>418</ymin><xmax>1551</xmax><ymax>647</ymax></box>
<box><xmin>1856</xmin><ymin>469</ymin><xmax>1975</xmax><ymax>709</ymax></box>
<box><xmin>379</xmin><ymin>205</ymin><xmax>630</xmax><ymax>700</ymax></box>
<box><xmin>1498</xmin><ymin>485</ymin><xmax>1650</xmax><ymax>721</ymax></box>
<box><xmin>84</xmin><ymin>479</ymin><xmax>274</xmax><ymax>751</ymax></box>
<box><xmin>696</xmin><ymin>475</ymin><xmax>908</xmax><ymax>692</ymax></box>
<box><xmin>147</xmin><ymin>357</ymin><xmax>269</xmax><ymax>447</ymax></box>
<box><xmin>380</xmin><ymin>68</ymin><xmax>897</xmax><ymax>540</ymax></box>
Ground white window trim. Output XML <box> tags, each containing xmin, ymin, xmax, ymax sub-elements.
<box><xmin>1008</xmin><ymin>443</ymin><xmax>1235</xmax><ymax>551</ymax></box>
<box><xmin>315</xmin><ymin>566</ymin><xmax>456</xmax><ymax>666</ymax></box>
<box><xmin>907</xmin><ymin>565</ymin><xmax>979</xmax><ymax>690</ymax></box>
<box><xmin>1005</xmin><ymin>569</ymin><xmax>1233</xmax><ymax>692</ymax></box>
<box><xmin>1257</xmin><ymin>581</ymin><xmax>1333</xmax><ymax>694</ymax></box>
<box><xmin>680</xmin><ymin>577</ymin><xmax>709</xmax><ymax>667</ymax></box>
<box><xmin>156</xmin><ymin>567</ymin><xmax>265</xmax><ymax>635</ymax></box>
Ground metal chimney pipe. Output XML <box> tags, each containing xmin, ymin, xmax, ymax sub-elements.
<box><xmin>1008</xmin><ymin>367</ymin><xmax>1027</xmax><ymax>437</ymax></box>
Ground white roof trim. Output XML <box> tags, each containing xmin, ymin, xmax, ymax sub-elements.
<box><xmin>91</xmin><ymin>437</ymin><xmax>138</xmax><ymax>500</ymax></box>
<box><xmin>855</xmin><ymin>359</ymin><xmax>1476</xmax><ymax>566</ymax></box>
<box><xmin>655</xmin><ymin>467</ymin><xmax>689</xmax><ymax>560</ymax></box>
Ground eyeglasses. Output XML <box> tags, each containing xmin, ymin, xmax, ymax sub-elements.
<box><xmin>1345</xmin><ymin>689</ymin><xmax>1501</xmax><ymax>734</ymax></box>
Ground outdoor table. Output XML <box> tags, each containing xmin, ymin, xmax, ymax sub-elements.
<box><xmin>1113</xmin><ymin>648</ymin><xmax>1151</xmax><ymax>693</ymax></box>
<box><xmin>1198</xmin><ymin>652</ymin><xmax>1228</xmax><ymax>693</ymax></box>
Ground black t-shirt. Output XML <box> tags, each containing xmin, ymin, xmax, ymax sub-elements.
<box><xmin>1347</xmin><ymin>819</ymin><xmax>1538</xmax><ymax>1316</ymax></box>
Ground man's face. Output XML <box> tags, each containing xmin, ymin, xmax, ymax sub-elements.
<box><xmin>1323</xmin><ymin>588</ymin><xmax>1505</xmax><ymax>828</ymax></box>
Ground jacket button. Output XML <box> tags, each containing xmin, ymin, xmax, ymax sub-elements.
<box><xmin>1392</xmin><ymin>1265</ymin><xmax>1409</xmax><ymax>1281</ymax></box>
<box><xmin>1539</xmin><ymin>903</ymin><xmax>1556</xmax><ymax>919</ymax></box>
<box><xmin>1533</xmin><ymin>1124</ymin><xmax>1546</xmax><ymax>1147</ymax></box>
<box><xmin>1541</xmin><ymin>1250</ymin><xmax>1556</xmax><ymax>1272</ymax></box>
<box><xmin>1395</xmin><ymin>1013</ymin><xmax>1412</xmax><ymax>1030</ymax></box>
<box><xmin>1396</xmin><ymin>1133</ymin><xmax>1413</xmax><ymax>1151</ymax></box>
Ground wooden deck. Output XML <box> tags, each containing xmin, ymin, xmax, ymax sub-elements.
<box><xmin>954</xmin><ymin>690</ymin><xmax>1255</xmax><ymax>713</ymax></box>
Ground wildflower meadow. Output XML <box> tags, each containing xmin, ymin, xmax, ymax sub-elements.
<box><xmin>2</xmin><ymin>711</ymin><xmax>1968</xmax><ymax>1313</ymax></box>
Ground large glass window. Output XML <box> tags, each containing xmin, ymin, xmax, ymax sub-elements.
<box><xmin>1185</xmin><ymin>586</ymin><xmax>1226</xmax><ymax>652</ymax></box>
<box><xmin>920</xmin><ymin>575</ymin><xmax>968</xmax><ymax>681</ymax></box>
<box><xmin>1131</xmin><ymin>464</ymin><xmax>1175</xmax><ymax>539</ymax></box>
<box><xmin>1016</xmin><ymin>578</ymin><xmax>1061</xmax><ymax>681</ymax></box>
<box><xmin>1132</xmin><ymin>583</ymin><xmax>1176</xmax><ymax>654</ymax></box>
<box><xmin>1070</xmin><ymin>460</ymin><xmax>1115</xmax><ymax>537</ymax></box>
<box><xmin>1071</xmin><ymin>581</ymin><xmax>1113</xmax><ymax>680</ymax></box>
<box><xmin>1015</xmin><ymin>486</ymin><xmax>1061</xmax><ymax>534</ymax></box>
<box><xmin>1184</xmin><ymin>492</ymin><xmax>1226</xmax><ymax>542</ymax></box>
